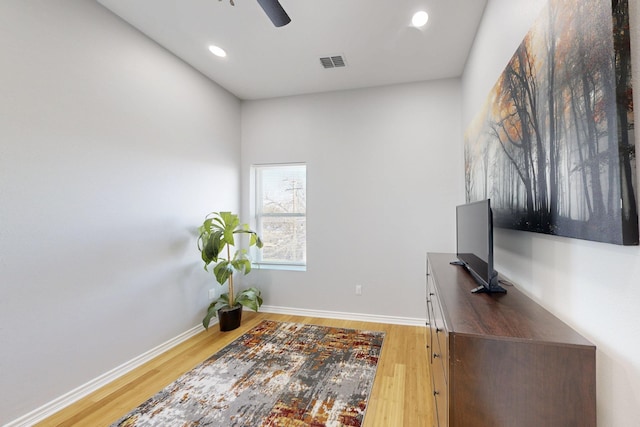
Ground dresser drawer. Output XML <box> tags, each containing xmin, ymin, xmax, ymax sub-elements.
<box><xmin>431</xmin><ymin>340</ymin><xmax>448</xmax><ymax>427</ymax></box>
<box><xmin>431</xmin><ymin>291</ymin><xmax>449</xmax><ymax>383</ymax></box>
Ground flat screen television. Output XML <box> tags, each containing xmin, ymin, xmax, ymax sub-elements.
<box><xmin>454</xmin><ymin>199</ymin><xmax>506</xmax><ymax>293</ymax></box>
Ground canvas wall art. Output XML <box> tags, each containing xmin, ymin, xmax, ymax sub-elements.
<box><xmin>465</xmin><ymin>0</ymin><xmax>637</xmax><ymax>245</ymax></box>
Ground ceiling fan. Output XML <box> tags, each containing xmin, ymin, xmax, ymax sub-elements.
<box><xmin>221</xmin><ymin>0</ymin><xmax>291</xmax><ymax>27</ymax></box>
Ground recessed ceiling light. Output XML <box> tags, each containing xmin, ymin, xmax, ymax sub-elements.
<box><xmin>208</xmin><ymin>45</ymin><xmax>227</xmax><ymax>58</ymax></box>
<box><xmin>412</xmin><ymin>11</ymin><xmax>429</xmax><ymax>28</ymax></box>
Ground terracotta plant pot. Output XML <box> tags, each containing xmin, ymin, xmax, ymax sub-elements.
<box><xmin>218</xmin><ymin>305</ymin><xmax>242</xmax><ymax>332</ymax></box>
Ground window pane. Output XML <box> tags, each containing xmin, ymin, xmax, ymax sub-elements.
<box><xmin>259</xmin><ymin>216</ymin><xmax>306</xmax><ymax>263</ymax></box>
<box><xmin>258</xmin><ymin>165</ymin><xmax>306</xmax><ymax>214</ymax></box>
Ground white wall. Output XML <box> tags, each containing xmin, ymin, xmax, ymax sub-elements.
<box><xmin>240</xmin><ymin>81</ymin><xmax>463</xmax><ymax>319</ymax></box>
<box><xmin>462</xmin><ymin>1</ymin><xmax>640</xmax><ymax>426</ymax></box>
<box><xmin>0</xmin><ymin>0</ymin><xmax>241</xmax><ymax>423</ymax></box>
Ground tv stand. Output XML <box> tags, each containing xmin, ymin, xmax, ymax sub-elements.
<box><xmin>449</xmin><ymin>260</ymin><xmax>507</xmax><ymax>293</ymax></box>
<box><xmin>426</xmin><ymin>253</ymin><xmax>595</xmax><ymax>427</ymax></box>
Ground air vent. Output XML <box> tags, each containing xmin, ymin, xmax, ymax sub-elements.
<box><xmin>320</xmin><ymin>55</ymin><xmax>346</xmax><ymax>69</ymax></box>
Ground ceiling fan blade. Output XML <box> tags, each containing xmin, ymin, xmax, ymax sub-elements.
<box><xmin>256</xmin><ymin>0</ymin><xmax>291</xmax><ymax>27</ymax></box>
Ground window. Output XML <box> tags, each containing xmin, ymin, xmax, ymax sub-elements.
<box><xmin>253</xmin><ymin>164</ymin><xmax>306</xmax><ymax>269</ymax></box>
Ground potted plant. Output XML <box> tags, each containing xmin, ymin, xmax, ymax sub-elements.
<box><xmin>197</xmin><ymin>211</ymin><xmax>264</xmax><ymax>331</ymax></box>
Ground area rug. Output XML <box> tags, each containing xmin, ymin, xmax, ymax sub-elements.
<box><xmin>111</xmin><ymin>320</ymin><xmax>385</xmax><ymax>427</ymax></box>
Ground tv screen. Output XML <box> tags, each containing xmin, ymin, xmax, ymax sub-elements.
<box><xmin>455</xmin><ymin>199</ymin><xmax>505</xmax><ymax>293</ymax></box>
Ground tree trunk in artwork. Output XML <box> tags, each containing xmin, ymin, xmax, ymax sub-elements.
<box><xmin>547</xmin><ymin>2</ymin><xmax>559</xmax><ymax>225</ymax></box>
<box><xmin>613</xmin><ymin>0</ymin><xmax>638</xmax><ymax>244</ymax></box>
<box><xmin>575</xmin><ymin>0</ymin><xmax>606</xmax><ymax>223</ymax></box>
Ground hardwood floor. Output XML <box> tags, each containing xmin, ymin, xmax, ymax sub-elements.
<box><xmin>36</xmin><ymin>312</ymin><xmax>433</xmax><ymax>426</ymax></box>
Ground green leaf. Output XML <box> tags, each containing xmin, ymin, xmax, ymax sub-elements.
<box><xmin>239</xmin><ymin>299</ymin><xmax>257</xmax><ymax>312</ymax></box>
<box><xmin>202</xmin><ymin>235</ymin><xmax>214</xmax><ymax>261</ymax></box>
<box><xmin>223</xmin><ymin>228</ymin><xmax>235</xmax><ymax>246</ymax></box>
<box><xmin>228</xmin><ymin>213</ymin><xmax>240</xmax><ymax>230</ymax></box>
<box><xmin>212</xmin><ymin>218</ymin><xmax>225</xmax><ymax>231</ymax></box>
<box><xmin>219</xmin><ymin>212</ymin><xmax>239</xmax><ymax>229</ymax></box>
<box><xmin>202</xmin><ymin>230</ymin><xmax>225</xmax><ymax>261</ymax></box>
<box><xmin>202</xmin><ymin>293</ymin><xmax>231</xmax><ymax>329</ymax></box>
<box><xmin>248</xmin><ymin>287</ymin><xmax>263</xmax><ymax>306</ymax></box>
<box><xmin>248</xmin><ymin>232</ymin><xmax>261</xmax><ymax>248</ymax></box>
<box><xmin>231</xmin><ymin>258</ymin><xmax>251</xmax><ymax>275</ymax></box>
<box><xmin>236</xmin><ymin>287</ymin><xmax>263</xmax><ymax>312</ymax></box>
<box><xmin>202</xmin><ymin>306</ymin><xmax>217</xmax><ymax>329</ymax></box>
<box><xmin>214</xmin><ymin>292</ymin><xmax>231</xmax><ymax>306</ymax></box>
<box><xmin>213</xmin><ymin>261</ymin><xmax>232</xmax><ymax>285</ymax></box>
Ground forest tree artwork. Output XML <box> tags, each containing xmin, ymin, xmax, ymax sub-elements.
<box><xmin>465</xmin><ymin>0</ymin><xmax>637</xmax><ymax>245</ymax></box>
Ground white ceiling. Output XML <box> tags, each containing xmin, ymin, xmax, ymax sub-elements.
<box><xmin>96</xmin><ymin>0</ymin><xmax>487</xmax><ymax>100</ymax></box>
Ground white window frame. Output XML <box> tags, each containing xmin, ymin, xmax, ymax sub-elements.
<box><xmin>251</xmin><ymin>163</ymin><xmax>307</xmax><ymax>271</ymax></box>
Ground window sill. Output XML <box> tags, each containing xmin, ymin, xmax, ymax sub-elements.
<box><xmin>252</xmin><ymin>263</ymin><xmax>307</xmax><ymax>272</ymax></box>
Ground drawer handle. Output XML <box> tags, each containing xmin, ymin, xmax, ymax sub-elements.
<box><xmin>436</xmin><ymin>327</ymin><xmax>442</xmax><ymax>333</ymax></box>
<box><xmin>429</xmin><ymin>292</ymin><xmax>435</xmax><ymax>296</ymax></box>
<box><xmin>433</xmin><ymin>390</ymin><xmax>440</xmax><ymax>396</ymax></box>
<box><xmin>433</xmin><ymin>353</ymin><xmax>440</xmax><ymax>358</ymax></box>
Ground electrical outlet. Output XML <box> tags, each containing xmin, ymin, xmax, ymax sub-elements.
<box><xmin>208</xmin><ymin>289</ymin><xmax>216</xmax><ymax>300</ymax></box>
<box><xmin>355</xmin><ymin>285</ymin><xmax>362</xmax><ymax>296</ymax></box>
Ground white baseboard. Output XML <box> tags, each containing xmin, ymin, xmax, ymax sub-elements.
<box><xmin>6</xmin><ymin>307</ymin><xmax>425</xmax><ymax>427</ymax></box>
<box><xmin>4</xmin><ymin>322</ymin><xmax>209</xmax><ymax>427</ymax></box>
<box><xmin>261</xmin><ymin>305</ymin><xmax>427</xmax><ymax>326</ymax></box>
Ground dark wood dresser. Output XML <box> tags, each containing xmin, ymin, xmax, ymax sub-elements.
<box><xmin>426</xmin><ymin>253</ymin><xmax>596</xmax><ymax>427</ymax></box>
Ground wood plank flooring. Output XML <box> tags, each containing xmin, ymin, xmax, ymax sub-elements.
<box><xmin>36</xmin><ymin>312</ymin><xmax>433</xmax><ymax>426</ymax></box>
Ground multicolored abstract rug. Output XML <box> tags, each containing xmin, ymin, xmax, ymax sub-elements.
<box><xmin>111</xmin><ymin>320</ymin><xmax>385</xmax><ymax>426</ymax></box>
